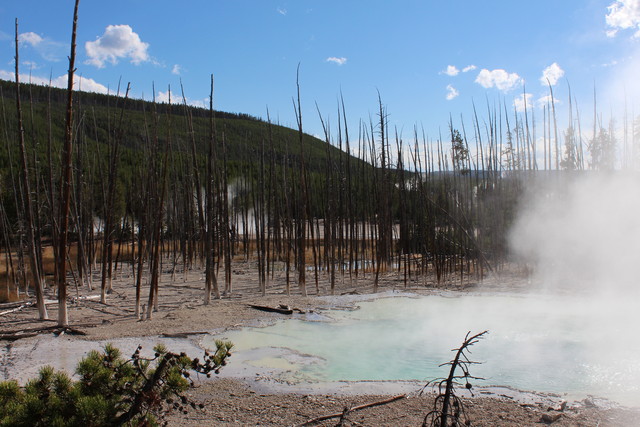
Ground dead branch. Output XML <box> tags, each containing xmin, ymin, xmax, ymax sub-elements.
<box><xmin>422</xmin><ymin>330</ymin><xmax>488</xmax><ymax>427</ymax></box>
<box><xmin>297</xmin><ymin>394</ymin><xmax>406</xmax><ymax>426</ymax></box>
<box><xmin>0</xmin><ymin>302</ymin><xmax>33</xmax><ymax>316</ymax></box>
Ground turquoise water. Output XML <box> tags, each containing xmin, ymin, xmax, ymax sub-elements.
<box><xmin>211</xmin><ymin>293</ymin><xmax>640</xmax><ymax>406</ymax></box>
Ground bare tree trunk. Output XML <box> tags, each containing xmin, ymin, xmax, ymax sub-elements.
<box><xmin>14</xmin><ymin>19</ymin><xmax>48</xmax><ymax>320</ymax></box>
<box><xmin>293</xmin><ymin>66</ymin><xmax>307</xmax><ymax>297</ymax></box>
<box><xmin>205</xmin><ymin>75</ymin><xmax>220</xmax><ymax>303</ymax></box>
<box><xmin>147</xmin><ymin>87</ymin><xmax>172</xmax><ymax>319</ymax></box>
<box><xmin>56</xmin><ymin>0</ymin><xmax>81</xmax><ymax>327</ymax></box>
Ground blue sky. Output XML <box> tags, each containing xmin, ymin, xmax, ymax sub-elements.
<box><xmin>1</xmin><ymin>0</ymin><xmax>639</xmax><ymax>141</ymax></box>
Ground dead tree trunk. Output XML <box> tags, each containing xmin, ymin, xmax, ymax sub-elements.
<box><xmin>205</xmin><ymin>75</ymin><xmax>220</xmax><ymax>303</ymax></box>
<box><xmin>14</xmin><ymin>19</ymin><xmax>48</xmax><ymax>320</ymax></box>
<box><xmin>56</xmin><ymin>0</ymin><xmax>81</xmax><ymax>327</ymax></box>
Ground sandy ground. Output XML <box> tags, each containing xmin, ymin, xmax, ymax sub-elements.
<box><xmin>2</xmin><ymin>261</ymin><xmax>640</xmax><ymax>426</ymax></box>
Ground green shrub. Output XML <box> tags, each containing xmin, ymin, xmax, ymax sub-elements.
<box><xmin>0</xmin><ymin>340</ymin><xmax>232</xmax><ymax>426</ymax></box>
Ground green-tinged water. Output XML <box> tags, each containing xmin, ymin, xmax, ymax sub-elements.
<box><xmin>207</xmin><ymin>293</ymin><xmax>640</xmax><ymax>406</ymax></box>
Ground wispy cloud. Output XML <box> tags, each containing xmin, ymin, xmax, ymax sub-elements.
<box><xmin>326</xmin><ymin>56</ymin><xmax>347</xmax><ymax>66</ymax></box>
<box><xmin>18</xmin><ymin>32</ymin><xmax>65</xmax><ymax>62</ymax></box>
<box><xmin>606</xmin><ymin>0</ymin><xmax>640</xmax><ymax>37</ymax></box>
<box><xmin>19</xmin><ymin>32</ymin><xmax>43</xmax><ymax>46</ymax></box>
<box><xmin>540</xmin><ymin>62</ymin><xmax>564</xmax><ymax>86</ymax></box>
<box><xmin>536</xmin><ymin>94</ymin><xmax>560</xmax><ymax>108</ymax></box>
<box><xmin>442</xmin><ymin>65</ymin><xmax>459</xmax><ymax>76</ymax></box>
<box><xmin>277</xmin><ymin>7</ymin><xmax>287</xmax><ymax>15</ymax></box>
<box><xmin>171</xmin><ymin>64</ymin><xmax>182</xmax><ymax>75</ymax></box>
<box><xmin>0</xmin><ymin>69</ymin><xmax>109</xmax><ymax>94</ymax></box>
<box><xmin>513</xmin><ymin>93</ymin><xmax>561</xmax><ymax>112</ymax></box>
<box><xmin>513</xmin><ymin>93</ymin><xmax>533</xmax><ymax>112</ymax></box>
<box><xmin>462</xmin><ymin>65</ymin><xmax>477</xmax><ymax>73</ymax></box>
<box><xmin>85</xmin><ymin>25</ymin><xmax>150</xmax><ymax>68</ymax></box>
<box><xmin>21</xmin><ymin>60</ymin><xmax>39</xmax><ymax>70</ymax></box>
<box><xmin>446</xmin><ymin>84</ymin><xmax>459</xmax><ymax>100</ymax></box>
<box><xmin>475</xmin><ymin>68</ymin><xmax>522</xmax><ymax>92</ymax></box>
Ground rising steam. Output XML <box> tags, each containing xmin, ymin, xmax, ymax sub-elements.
<box><xmin>509</xmin><ymin>171</ymin><xmax>640</xmax><ymax>295</ymax></box>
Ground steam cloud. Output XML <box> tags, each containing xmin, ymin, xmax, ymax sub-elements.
<box><xmin>509</xmin><ymin>171</ymin><xmax>640</xmax><ymax>295</ymax></box>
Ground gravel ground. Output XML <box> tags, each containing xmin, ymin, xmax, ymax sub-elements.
<box><xmin>2</xmin><ymin>262</ymin><xmax>639</xmax><ymax>426</ymax></box>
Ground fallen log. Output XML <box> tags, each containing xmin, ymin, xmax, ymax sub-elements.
<box><xmin>70</xmin><ymin>294</ymin><xmax>101</xmax><ymax>303</ymax></box>
<box><xmin>0</xmin><ymin>299</ymin><xmax>56</xmax><ymax>315</ymax></box>
<box><xmin>0</xmin><ymin>326</ymin><xmax>90</xmax><ymax>341</ymax></box>
<box><xmin>0</xmin><ymin>323</ymin><xmax>100</xmax><ymax>340</ymax></box>
<box><xmin>0</xmin><ymin>332</ymin><xmax>39</xmax><ymax>341</ymax></box>
<box><xmin>0</xmin><ymin>300</ymin><xmax>31</xmax><ymax>309</ymax></box>
<box><xmin>53</xmin><ymin>327</ymin><xmax>87</xmax><ymax>337</ymax></box>
<box><xmin>0</xmin><ymin>302</ymin><xmax>33</xmax><ymax>316</ymax></box>
<box><xmin>161</xmin><ymin>331</ymin><xmax>208</xmax><ymax>338</ymax></box>
<box><xmin>248</xmin><ymin>304</ymin><xmax>294</xmax><ymax>315</ymax></box>
<box><xmin>297</xmin><ymin>394</ymin><xmax>406</xmax><ymax>426</ymax></box>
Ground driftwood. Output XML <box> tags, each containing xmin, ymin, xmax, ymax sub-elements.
<box><xmin>0</xmin><ymin>300</ymin><xmax>31</xmax><ymax>309</ymax></box>
<box><xmin>0</xmin><ymin>302</ymin><xmax>34</xmax><ymax>316</ymax></box>
<box><xmin>70</xmin><ymin>294</ymin><xmax>101</xmax><ymax>303</ymax></box>
<box><xmin>0</xmin><ymin>332</ymin><xmax>39</xmax><ymax>341</ymax></box>
<box><xmin>53</xmin><ymin>327</ymin><xmax>87</xmax><ymax>337</ymax></box>
<box><xmin>160</xmin><ymin>331</ymin><xmax>208</xmax><ymax>338</ymax></box>
<box><xmin>297</xmin><ymin>394</ymin><xmax>406</xmax><ymax>426</ymax></box>
<box><xmin>0</xmin><ymin>299</ymin><xmax>58</xmax><ymax>317</ymax></box>
<box><xmin>248</xmin><ymin>304</ymin><xmax>294</xmax><ymax>315</ymax></box>
<box><xmin>0</xmin><ymin>323</ymin><xmax>98</xmax><ymax>341</ymax></box>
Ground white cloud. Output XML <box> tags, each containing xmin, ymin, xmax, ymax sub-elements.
<box><xmin>446</xmin><ymin>84</ymin><xmax>459</xmax><ymax>100</ymax></box>
<box><xmin>536</xmin><ymin>94</ymin><xmax>561</xmax><ymax>108</ymax></box>
<box><xmin>462</xmin><ymin>65</ymin><xmax>477</xmax><ymax>73</ymax></box>
<box><xmin>85</xmin><ymin>25</ymin><xmax>150</xmax><ymax>68</ymax></box>
<box><xmin>442</xmin><ymin>65</ymin><xmax>459</xmax><ymax>76</ymax></box>
<box><xmin>512</xmin><ymin>93</ymin><xmax>561</xmax><ymax>112</ymax></box>
<box><xmin>19</xmin><ymin>32</ymin><xmax>43</xmax><ymax>46</ymax></box>
<box><xmin>73</xmin><ymin>75</ymin><xmax>111</xmax><ymax>94</ymax></box>
<box><xmin>189</xmin><ymin>98</ymin><xmax>208</xmax><ymax>109</ymax></box>
<box><xmin>21</xmin><ymin>60</ymin><xmax>39</xmax><ymax>70</ymax></box>
<box><xmin>0</xmin><ymin>70</ymin><xmax>109</xmax><ymax>94</ymax></box>
<box><xmin>475</xmin><ymin>68</ymin><xmax>523</xmax><ymax>92</ymax></box>
<box><xmin>606</xmin><ymin>0</ymin><xmax>640</xmax><ymax>37</ymax></box>
<box><xmin>326</xmin><ymin>56</ymin><xmax>347</xmax><ymax>66</ymax></box>
<box><xmin>18</xmin><ymin>32</ymin><xmax>65</xmax><ymax>61</ymax></box>
<box><xmin>171</xmin><ymin>64</ymin><xmax>182</xmax><ymax>75</ymax></box>
<box><xmin>513</xmin><ymin>93</ymin><xmax>533</xmax><ymax>112</ymax></box>
<box><xmin>277</xmin><ymin>7</ymin><xmax>287</xmax><ymax>15</ymax></box>
<box><xmin>156</xmin><ymin>90</ymin><xmax>175</xmax><ymax>104</ymax></box>
<box><xmin>540</xmin><ymin>62</ymin><xmax>564</xmax><ymax>86</ymax></box>
<box><xmin>156</xmin><ymin>89</ymin><xmax>207</xmax><ymax>108</ymax></box>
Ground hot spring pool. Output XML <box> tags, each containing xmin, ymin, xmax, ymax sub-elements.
<box><xmin>205</xmin><ymin>292</ymin><xmax>640</xmax><ymax>406</ymax></box>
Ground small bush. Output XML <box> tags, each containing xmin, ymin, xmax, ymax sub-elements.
<box><xmin>0</xmin><ymin>340</ymin><xmax>232</xmax><ymax>426</ymax></box>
